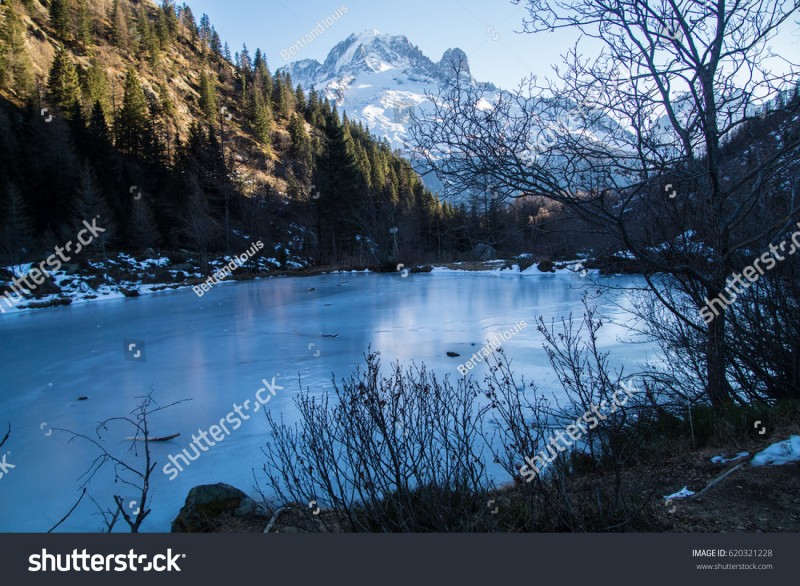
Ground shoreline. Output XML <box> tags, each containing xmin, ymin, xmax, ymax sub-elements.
<box><xmin>0</xmin><ymin>254</ymin><xmax>615</xmax><ymax>317</ymax></box>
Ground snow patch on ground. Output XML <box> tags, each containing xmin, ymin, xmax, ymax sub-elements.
<box><xmin>751</xmin><ymin>436</ymin><xmax>800</xmax><ymax>467</ymax></box>
<box><xmin>711</xmin><ymin>452</ymin><xmax>750</xmax><ymax>464</ymax></box>
<box><xmin>432</xmin><ymin>260</ymin><xmax>594</xmax><ymax>278</ymax></box>
<box><xmin>663</xmin><ymin>486</ymin><xmax>696</xmax><ymax>500</ymax></box>
<box><xmin>1</xmin><ymin>249</ymin><xmax>310</xmax><ymax>315</ymax></box>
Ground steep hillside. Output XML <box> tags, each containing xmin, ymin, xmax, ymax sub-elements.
<box><xmin>3</xmin><ymin>0</ymin><xmax>277</xmax><ymax>186</ymax></box>
<box><xmin>0</xmin><ymin>0</ymin><xmax>473</xmax><ymax>290</ymax></box>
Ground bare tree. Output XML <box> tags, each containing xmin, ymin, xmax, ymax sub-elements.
<box><xmin>56</xmin><ymin>393</ymin><xmax>188</xmax><ymax>532</ymax></box>
<box><xmin>411</xmin><ymin>0</ymin><xmax>800</xmax><ymax>405</ymax></box>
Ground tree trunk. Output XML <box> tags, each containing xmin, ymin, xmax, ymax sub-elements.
<box><xmin>706</xmin><ymin>307</ymin><xmax>733</xmax><ymax>406</ymax></box>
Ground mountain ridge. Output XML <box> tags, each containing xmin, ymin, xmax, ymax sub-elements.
<box><xmin>279</xmin><ymin>30</ymin><xmax>497</xmax><ymax>151</ymax></box>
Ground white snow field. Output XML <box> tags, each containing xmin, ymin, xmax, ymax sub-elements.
<box><xmin>0</xmin><ymin>270</ymin><xmax>654</xmax><ymax>532</ymax></box>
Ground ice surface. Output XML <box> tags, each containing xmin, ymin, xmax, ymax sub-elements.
<box><xmin>0</xmin><ymin>270</ymin><xmax>652</xmax><ymax>532</ymax></box>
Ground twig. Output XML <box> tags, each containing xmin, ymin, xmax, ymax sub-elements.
<box><xmin>48</xmin><ymin>488</ymin><xmax>87</xmax><ymax>533</ymax></box>
<box><xmin>263</xmin><ymin>506</ymin><xmax>289</xmax><ymax>533</ymax></box>
<box><xmin>0</xmin><ymin>423</ymin><xmax>9</xmax><ymax>449</ymax></box>
<box><xmin>692</xmin><ymin>463</ymin><xmax>746</xmax><ymax>499</ymax></box>
<box><xmin>87</xmin><ymin>493</ymin><xmax>120</xmax><ymax>533</ymax></box>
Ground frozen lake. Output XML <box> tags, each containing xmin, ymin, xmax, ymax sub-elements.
<box><xmin>0</xmin><ymin>268</ymin><xmax>656</xmax><ymax>532</ymax></box>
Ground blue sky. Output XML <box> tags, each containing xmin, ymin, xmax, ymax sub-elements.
<box><xmin>186</xmin><ymin>0</ymin><xmax>799</xmax><ymax>90</ymax></box>
<box><xmin>183</xmin><ymin>0</ymin><xmax>589</xmax><ymax>88</ymax></box>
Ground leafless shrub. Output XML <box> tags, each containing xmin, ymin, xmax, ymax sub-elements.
<box><xmin>260</xmin><ymin>352</ymin><xmax>495</xmax><ymax>532</ymax></box>
<box><xmin>261</xmin><ymin>308</ymin><xmax>660</xmax><ymax>532</ymax></box>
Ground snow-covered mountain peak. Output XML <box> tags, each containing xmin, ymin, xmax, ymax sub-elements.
<box><xmin>279</xmin><ymin>31</ymin><xmax>487</xmax><ymax>151</ymax></box>
<box><xmin>439</xmin><ymin>47</ymin><xmax>471</xmax><ymax>79</ymax></box>
<box><xmin>285</xmin><ymin>30</ymin><xmax>468</xmax><ymax>84</ymax></box>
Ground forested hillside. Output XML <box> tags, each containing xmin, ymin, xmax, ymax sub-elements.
<box><xmin>0</xmin><ymin>0</ymin><xmax>481</xmax><ymax>272</ymax></box>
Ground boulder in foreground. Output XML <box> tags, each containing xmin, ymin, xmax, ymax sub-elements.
<box><xmin>171</xmin><ymin>483</ymin><xmax>270</xmax><ymax>533</ymax></box>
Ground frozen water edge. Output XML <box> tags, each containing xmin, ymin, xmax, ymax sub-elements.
<box><xmin>0</xmin><ymin>270</ymin><xmax>654</xmax><ymax>532</ymax></box>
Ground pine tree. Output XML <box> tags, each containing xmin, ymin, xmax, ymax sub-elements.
<box><xmin>271</xmin><ymin>73</ymin><xmax>289</xmax><ymax>119</ymax></box>
<box><xmin>139</xmin><ymin>5</ymin><xmax>160</xmax><ymax>63</ymax></box>
<box><xmin>88</xmin><ymin>100</ymin><xmax>110</xmax><ymax>143</ymax></box>
<box><xmin>182</xmin><ymin>5</ymin><xmax>197</xmax><ymax>45</ymax></box>
<box><xmin>369</xmin><ymin>142</ymin><xmax>387</xmax><ymax>189</ymax></box>
<box><xmin>115</xmin><ymin>68</ymin><xmax>149</xmax><ymax>156</ymax></box>
<box><xmin>158</xmin><ymin>0</ymin><xmax>178</xmax><ymax>44</ymax></box>
<box><xmin>306</xmin><ymin>87</ymin><xmax>321</xmax><ymax>123</ymax></box>
<box><xmin>158</xmin><ymin>83</ymin><xmax>175</xmax><ymax>118</ymax></box>
<box><xmin>239</xmin><ymin>44</ymin><xmax>252</xmax><ymax>96</ymax></box>
<box><xmin>47</xmin><ymin>46</ymin><xmax>81</xmax><ymax>112</ymax></box>
<box><xmin>130</xmin><ymin>198</ymin><xmax>158</xmax><ymax>250</ymax></box>
<box><xmin>295</xmin><ymin>84</ymin><xmax>307</xmax><ymax>114</ymax></box>
<box><xmin>182</xmin><ymin>173</ymin><xmax>217</xmax><ymax>275</ymax></box>
<box><xmin>154</xmin><ymin>83</ymin><xmax>176</xmax><ymax>164</ymax></box>
<box><xmin>110</xmin><ymin>0</ymin><xmax>130</xmax><ymax>50</ymax></box>
<box><xmin>253</xmin><ymin>49</ymin><xmax>272</xmax><ymax>98</ymax></box>
<box><xmin>0</xmin><ymin>1</ymin><xmax>34</xmax><ymax>97</ymax></box>
<box><xmin>0</xmin><ymin>182</ymin><xmax>34</xmax><ymax>267</ymax></box>
<box><xmin>68</xmin><ymin>100</ymin><xmax>88</xmax><ymax>149</ymax></box>
<box><xmin>198</xmin><ymin>70</ymin><xmax>218</xmax><ymax>120</ymax></box>
<box><xmin>198</xmin><ymin>13</ymin><xmax>211</xmax><ymax>51</ymax></box>
<box><xmin>316</xmin><ymin>111</ymin><xmax>364</xmax><ymax>260</ymax></box>
<box><xmin>49</xmin><ymin>0</ymin><xmax>70</xmax><ymax>39</ymax></box>
<box><xmin>210</xmin><ymin>28</ymin><xmax>222</xmax><ymax>54</ymax></box>
<box><xmin>82</xmin><ymin>58</ymin><xmax>109</xmax><ymax>114</ymax></box>
<box><xmin>76</xmin><ymin>0</ymin><xmax>92</xmax><ymax>47</ymax></box>
<box><xmin>156</xmin><ymin>9</ymin><xmax>171</xmax><ymax>48</ymax></box>
<box><xmin>288</xmin><ymin>113</ymin><xmax>311</xmax><ymax>178</ymax></box>
<box><xmin>74</xmin><ymin>162</ymin><xmax>115</xmax><ymax>258</ymax></box>
<box><xmin>239</xmin><ymin>44</ymin><xmax>252</xmax><ymax>73</ymax></box>
<box><xmin>249</xmin><ymin>90</ymin><xmax>271</xmax><ymax>145</ymax></box>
